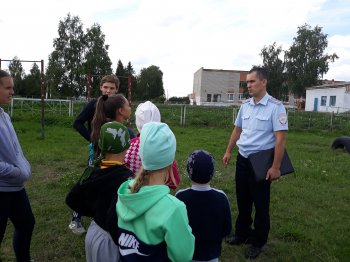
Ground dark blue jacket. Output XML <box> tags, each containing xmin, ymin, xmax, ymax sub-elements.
<box><xmin>176</xmin><ymin>185</ymin><xmax>232</xmax><ymax>261</ymax></box>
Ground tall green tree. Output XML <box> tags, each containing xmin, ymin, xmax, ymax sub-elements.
<box><xmin>125</xmin><ymin>61</ymin><xmax>137</xmax><ymax>100</ymax></box>
<box><xmin>260</xmin><ymin>42</ymin><xmax>287</xmax><ymax>99</ymax></box>
<box><xmin>48</xmin><ymin>13</ymin><xmax>86</xmax><ymax>97</ymax></box>
<box><xmin>46</xmin><ymin>50</ymin><xmax>66</xmax><ymax>98</ymax></box>
<box><xmin>47</xmin><ymin>14</ymin><xmax>113</xmax><ymax>98</ymax></box>
<box><xmin>285</xmin><ymin>24</ymin><xmax>338</xmax><ymax>97</ymax></box>
<box><xmin>125</xmin><ymin>62</ymin><xmax>135</xmax><ymax>75</ymax></box>
<box><xmin>53</xmin><ymin>14</ymin><xmax>85</xmax><ymax>96</ymax></box>
<box><xmin>115</xmin><ymin>60</ymin><xmax>127</xmax><ymax>95</ymax></box>
<box><xmin>136</xmin><ymin>65</ymin><xmax>164</xmax><ymax>101</ymax></box>
<box><xmin>8</xmin><ymin>57</ymin><xmax>25</xmax><ymax>96</ymax></box>
<box><xmin>84</xmin><ymin>23</ymin><xmax>112</xmax><ymax>97</ymax></box>
<box><xmin>168</xmin><ymin>96</ymin><xmax>190</xmax><ymax>104</ymax></box>
<box><xmin>114</xmin><ymin>60</ymin><xmax>137</xmax><ymax>99</ymax></box>
<box><xmin>23</xmin><ymin>63</ymin><xmax>41</xmax><ymax>97</ymax></box>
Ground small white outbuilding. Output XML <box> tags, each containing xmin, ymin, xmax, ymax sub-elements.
<box><xmin>305</xmin><ymin>82</ymin><xmax>350</xmax><ymax>113</ymax></box>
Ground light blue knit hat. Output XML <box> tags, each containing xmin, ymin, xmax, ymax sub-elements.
<box><xmin>139</xmin><ymin>122</ymin><xmax>176</xmax><ymax>171</ymax></box>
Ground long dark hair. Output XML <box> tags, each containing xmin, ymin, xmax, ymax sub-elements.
<box><xmin>91</xmin><ymin>94</ymin><xmax>128</xmax><ymax>157</ymax></box>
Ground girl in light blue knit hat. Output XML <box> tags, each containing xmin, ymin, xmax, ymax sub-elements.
<box><xmin>116</xmin><ymin>122</ymin><xmax>195</xmax><ymax>262</ymax></box>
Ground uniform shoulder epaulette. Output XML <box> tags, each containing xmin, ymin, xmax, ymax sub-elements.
<box><xmin>242</xmin><ymin>98</ymin><xmax>250</xmax><ymax>104</ymax></box>
<box><xmin>268</xmin><ymin>97</ymin><xmax>282</xmax><ymax>105</ymax></box>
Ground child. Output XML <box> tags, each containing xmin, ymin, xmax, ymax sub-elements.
<box><xmin>124</xmin><ymin>101</ymin><xmax>180</xmax><ymax>189</ymax></box>
<box><xmin>116</xmin><ymin>122</ymin><xmax>195</xmax><ymax>261</ymax></box>
<box><xmin>70</xmin><ymin>75</ymin><xmax>134</xmax><ymax>234</ymax></box>
<box><xmin>176</xmin><ymin>150</ymin><xmax>232</xmax><ymax>262</ymax></box>
<box><xmin>66</xmin><ymin>121</ymin><xmax>133</xmax><ymax>262</ymax></box>
<box><xmin>0</xmin><ymin>70</ymin><xmax>35</xmax><ymax>262</ymax></box>
<box><xmin>91</xmin><ymin>94</ymin><xmax>133</xmax><ymax>158</ymax></box>
<box><xmin>73</xmin><ymin>74</ymin><xmax>121</xmax><ymax>142</ymax></box>
<box><xmin>69</xmin><ymin>93</ymin><xmax>134</xmax><ymax>234</ymax></box>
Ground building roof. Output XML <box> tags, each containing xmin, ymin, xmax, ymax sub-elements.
<box><xmin>306</xmin><ymin>81</ymin><xmax>350</xmax><ymax>90</ymax></box>
<box><xmin>196</xmin><ymin>67</ymin><xmax>248</xmax><ymax>74</ymax></box>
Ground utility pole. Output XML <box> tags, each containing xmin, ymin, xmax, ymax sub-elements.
<box><xmin>128</xmin><ymin>74</ymin><xmax>132</xmax><ymax>106</ymax></box>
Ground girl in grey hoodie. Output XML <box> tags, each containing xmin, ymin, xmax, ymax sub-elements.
<box><xmin>0</xmin><ymin>70</ymin><xmax>35</xmax><ymax>262</ymax></box>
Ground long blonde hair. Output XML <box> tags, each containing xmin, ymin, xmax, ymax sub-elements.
<box><xmin>129</xmin><ymin>165</ymin><xmax>173</xmax><ymax>193</ymax></box>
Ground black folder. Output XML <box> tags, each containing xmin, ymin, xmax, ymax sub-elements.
<box><xmin>248</xmin><ymin>148</ymin><xmax>294</xmax><ymax>182</ymax></box>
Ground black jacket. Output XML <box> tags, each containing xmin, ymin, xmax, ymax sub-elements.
<box><xmin>73</xmin><ymin>99</ymin><xmax>97</xmax><ymax>142</ymax></box>
<box><xmin>66</xmin><ymin>164</ymin><xmax>134</xmax><ymax>232</ymax></box>
<box><xmin>72</xmin><ymin>98</ymin><xmax>135</xmax><ymax>142</ymax></box>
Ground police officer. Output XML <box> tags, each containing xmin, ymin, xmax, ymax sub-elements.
<box><xmin>223</xmin><ymin>66</ymin><xmax>288</xmax><ymax>259</ymax></box>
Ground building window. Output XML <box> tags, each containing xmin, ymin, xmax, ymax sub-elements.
<box><xmin>227</xmin><ymin>93</ymin><xmax>234</xmax><ymax>101</ymax></box>
<box><xmin>207</xmin><ymin>94</ymin><xmax>212</xmax><ymax>102</ymax></box>
<box><xmin>329</xmin><ymin>96</ymin><xmax>336</xmax><ymax>107</ymax></box>
<box><xmin>239</xmin><ymin>81</ymin><xmax>247</xmax><ymax>88</ymax></box>
<box><xmin>321</xmin><ymin>96</ymin><xmax>327</xmax><ymax>106</ymax></box>
<box><xmin>213</xmin><ymin>94</ymin><xmax>221</xmax><ymax>102</ymax></box>
<box><xmin>239</xmin><ymin>93</ymin><xmax>249</xmax><ymax>100</ymax></box>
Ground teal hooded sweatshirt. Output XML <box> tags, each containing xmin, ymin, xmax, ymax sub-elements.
<box><xmin>116</xmin><ymin>179</ymin><xmax>195</xmax><ymax>262</ymax></box>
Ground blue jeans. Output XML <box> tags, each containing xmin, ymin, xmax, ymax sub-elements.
<box><xmin>0</xmin><ymin>189</ymin><xmax>35</xmax><ymax>262</ymax></box>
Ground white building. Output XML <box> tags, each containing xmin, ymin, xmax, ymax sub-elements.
<box><xmin>192</xmin><ymin>67</ymin><xmax>248</xmax><ymax>105</ymax></box>
<box><xmin>305</xmin><ymin>82</ymin><xmax>350</xmax><ymax>113</ymax></box>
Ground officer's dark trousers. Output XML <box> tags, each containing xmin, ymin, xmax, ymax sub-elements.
<box><xmin>235</xmin><ymin>153</ymin><xmax>270</xmax><ymax>248</ymax></box>
<box><xmin>0</xmin><ymin>189</ymin><xmax>35</xmax><ymax>262</ymax></box>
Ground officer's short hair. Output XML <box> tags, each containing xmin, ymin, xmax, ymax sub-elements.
<box><xmin>0</xmin><ymin>70</ymin><xmax>11</xmax><ymax>85</ymax></box>
<box><xmin>249</xmin><ymin>66</ymin><xmax>268</xmax><ymax>81</ymax></box>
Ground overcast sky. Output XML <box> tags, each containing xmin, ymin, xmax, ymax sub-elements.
<box><xmin>1</xmin><ymin>0</ymin><xmax>349</xmax><ymax>98</ymax></box>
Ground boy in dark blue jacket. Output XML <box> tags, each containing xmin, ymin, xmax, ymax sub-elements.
<box><xmin>176</xmin><ymin>150</ymin><xmax>232</xmax><ymax>262</ymax></box>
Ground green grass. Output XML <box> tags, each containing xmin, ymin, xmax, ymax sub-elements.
<box><xmin>1</xmin><ymin>116</ymin><xmax>349</xmax><ymax>261</ymax></box>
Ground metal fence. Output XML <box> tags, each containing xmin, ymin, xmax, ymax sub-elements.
<box><xmin>156</xmin><ymin>104</ymin><xmax>350</xmax><ymax>132</ymax></box>
<box><xmin>7</xmin><ymin>99</ymin><xmax>350</xmax><ymax>132</ymax></box>
<box><xmin>8</xmin><ymin>98</ymin><xmax>74</xmax><ymax>117</ymax></box>
<box><xmin>287</xmin><ymin>109</ymin><xmax>350</xmax><ymax>132</ymax></box>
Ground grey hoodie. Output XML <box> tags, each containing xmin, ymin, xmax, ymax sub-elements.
<box><xmin>0</xmin><ymin>107</ymin><xmax>31</xmax><ymax>191</ymax></box>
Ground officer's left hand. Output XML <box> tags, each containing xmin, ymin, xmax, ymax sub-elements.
<box><xmin>266</xmin><ymin>167</ymin><xmax>281</xmax><ymax>181</ymax></box>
